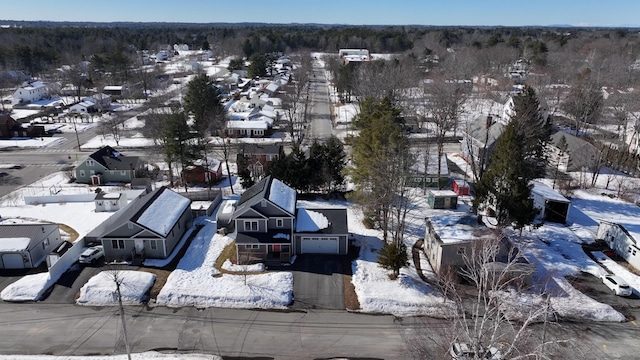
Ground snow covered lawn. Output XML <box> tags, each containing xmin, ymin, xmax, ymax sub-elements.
<box><xmin>76</xmin><ymin>271</ymin><xmax>156</xmax><ymax>306</ymax></box>
<box><xmin>155</xmin><ymin>220</ymin><xmax>293</xmax><ymax>309</ymax></box>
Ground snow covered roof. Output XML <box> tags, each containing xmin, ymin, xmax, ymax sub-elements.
<box><xmin>269</xmin><ymin>178</ymin><xmax>296</xmax><ymax>215</ymax></box>
<box><xmin>296</xmin><ymin>209</ymin><xmax>329</xmax><ymax>232</ymax></box>
<box><xmin>135</xmin><ymin>188</ymin><xmax>191</xmax><ymax>237</ymax></box>
<box><xmin>531</xmin><ymin>181</ymin><xmax>570</xmax><ymax>203</ymax></box>
<box><xmin>20</xmin><ymin>81</ymin><xmax>46</xmax><ymax>91</ymax></box>
<box><xmin>0</xmin><ymin>237</ymin><xmax>31</xmax><ymax>251</ymax></box>
<box><xmin>428</xmin><ymin>212</ymin><xmax>495</xmax><ymax>245</ymax></box>
<box><xmin>227</xmin><ymin>120</ymin><xmax>269</xmax><ymax>130</ymax></box>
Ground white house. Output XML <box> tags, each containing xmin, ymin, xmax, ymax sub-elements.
<box><xmin>94</xmin><ymin>192</ymin><xmax>127</xmax><ymax>212</ymax></box>
<box><xmin>12</xmin><ymin>81</ymin><xmax>48</xmax><ymax>105</ymax></box>
<box><xmin>597</xmin><ymin>221</ymin><xmax>640</xmax><ymax>271</ymax></box>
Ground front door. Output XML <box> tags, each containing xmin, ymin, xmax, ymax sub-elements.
<box><xmin>134</xmin><ymin>239</ymin><xmax>144</xmax><ymax>255</ymax></box>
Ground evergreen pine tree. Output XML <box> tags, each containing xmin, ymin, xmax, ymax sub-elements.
<box><xmin>377</xmin><ymin>241</ymin><xmax>409</xmax><ymax>279</ymax></box>
<box><xmin>473</xmin><ymin>122</ymin><xmax>538</xmax><ymax>228</ymax></box>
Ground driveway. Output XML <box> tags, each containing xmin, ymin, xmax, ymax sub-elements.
<box><xmin>282</xmin><ymin>254</ymin><xmax>346</xmax><ymax>310</ymax></box>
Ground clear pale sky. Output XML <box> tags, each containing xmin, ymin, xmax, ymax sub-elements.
<box><xmin>1</xmin><ymin>0</ymin><xmax>637</xmax><ymax>27</ymax></box>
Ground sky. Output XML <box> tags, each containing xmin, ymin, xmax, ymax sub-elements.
<box><xmin>1</xmin><ymin>0</ymin><xmax>638</xmax><ymax>27</ymax></box>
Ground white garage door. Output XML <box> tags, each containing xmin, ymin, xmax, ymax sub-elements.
<box><xmin>2</xmin><ymin>253</ymin><xmax>25</xmax><ymax>269</ymax></box>
<box><xmin>301</xmin><ymin>236</ymin><xmax>339</xmax><ymax>254</ymax></box>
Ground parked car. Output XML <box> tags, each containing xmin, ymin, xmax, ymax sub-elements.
<box><xmin>79</xmin><ymin>245</ymin><xmax>104</xmax><ymax>265</ymax></box>
<box><xmin>450</xmin><ymin>342</ymin><xmax>502</xmax><ymax>359</ymax></box>
<box><xmin>602</xmin><ymin>274</ymin><xmax>632</xmax><ymax>296</ymax></box>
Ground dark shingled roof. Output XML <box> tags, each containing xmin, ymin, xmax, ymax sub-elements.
<box><xmin>89</xmin><ymin>145</ymin><xmax>141</xmax><ymax>171</ymax></box>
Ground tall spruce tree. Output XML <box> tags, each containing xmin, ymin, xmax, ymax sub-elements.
<box><xmin>473</xmin><ymin>122</ymin><xmax>538</xmax><ymax>228</ymax></box>
<box><xmin>509</xmin><ymin>86</ymin><xmax>552</xmax><ymax>178</ymax></box>
<box><xmin>350</xmin><ymin>96</ymin><xmax>409</xmax><ymax>243</ymax></box>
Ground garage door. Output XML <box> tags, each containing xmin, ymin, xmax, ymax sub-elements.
<box><xmin>301</xmin><ymin>237</ymin><xmax>338</xmax><ymax>254</ymax></box>
<box><xmin>2</xmin><ymin>253</ymin><xmax>25</xmax><ymax>269</ymax></box>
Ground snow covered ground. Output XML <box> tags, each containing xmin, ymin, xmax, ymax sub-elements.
<box><xmin>0</xmin><ymin>353</ymin><xmax>220</xmax><ymax>360</ymax></box>
<box><xmin>0</xmin><ymin>55</ymin><xmax>638</xmax><ymax>326</ymax></box>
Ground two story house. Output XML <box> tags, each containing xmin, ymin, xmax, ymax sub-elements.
<box><xmin>229</xmin><ymin>176</ymin><xmax>349</xmax><ymax>265</ymax></box>
<box><xmin>75</xmin><ymin>146</ymin><xmax>145</xmax><ymax>185</ymax></box>
<box><xmin>12</xmin><ymin>81</ymin><xmax>48</xmax><ymax>105</ymax></box>
<box><xmin>236</xmin><ymin>144</ymin><xmax>281</xmax><ymax>181</ymax></box>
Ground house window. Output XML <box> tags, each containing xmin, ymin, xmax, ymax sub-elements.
<box><xmin>79</xmin><ymin>170</ymin><xmax>85</xmax><ymax>177</ymax></box>
<box><xmin>150</xmin><ymin>240</ymin><xmax>157</xmax><ymax>250</ymax></box>
<box><xmin>121</xmin><ymin>171</ymin><xmax>127</xmax><ymax>176</ymax></box>
<box><xmin>112</xmin><ymin>239</ymin><xmax>125</xmax><ymax>249</ymax></box>
<box><xmin>110</xmin><ymin>170</ymin><xmax>115</xmax><ymax>175</ymax></box>
<box><xmin>86</xmin><ymin>159</ymin><xmax>95</xmax><ymax>166</ymax></box>
<box><xmin>97</xmin><ymin>201</ymin><xmax>103</xmax><ymax>206</ymax></box>
<box><xmin>254</xmin><ymin>129</ymin><xmax>264</xmax><ymax>136</ymax></box>
<box><xmin>281</xmin><ymin>245</ymin><xmax>290</xmax><ymax>252</ymax></box>
<box><xmin>276</xmin><ymin>219</ymin><xmax>283</xmax><ymax>227</ymax></box>
<box><xmin>244</xmin><ymin>220</ymin><xmax>259</xmax><ymax>231</ymax></box>
<box><xmin>457</xmin><ymin>247</ymin><xmax>466</xmax><ymax>255</ymax></box>
<box><xmin>261</xmin><ymin>199</ymin><xmax>267</xmax><ymax>207</ymax></box>
<box><xmin>252</xmin><ymin>244</ymin><xmax>260</xmax><ymax>249</ymax></box>
<box><xmin>267</xmin><ymin>155</ymin><xmax>276</xmax><ymax>161</ymax></box>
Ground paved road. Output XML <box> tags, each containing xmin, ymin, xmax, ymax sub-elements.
<box><xmin>305</xmin><ymin>60</ymin><xmax>333</xmax><ymax>143</ymax></box>
<box><xmin>0</xmin><ymin>302</ymin><xmax>417</xmax><ymax>359</ymax></box>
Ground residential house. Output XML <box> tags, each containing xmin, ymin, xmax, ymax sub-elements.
<box><xmin>597</xmin><ymin>221</ymin><xmax>640</xmax><ymax>271</ymax></box>
<box><xmin>423</xmin><ymin>212</ymin><xmax>509</xmax><ymax>274</ymax></box>
<box><xmin>0</xmin><ymin>114</ymin><xmax>45</xmax><ymax>139</ymax></box>
<box><xmin>103</xmin><ymin>85</ymin><xmax>126</xmax><ymax>97</ymax></box>
<box><xmin>181</xmin><ymin>158</ymin><xmax>223</xmax><ymax>185</ymax></box>
<box><xmin>237</xmin><ymin>143</ymin><xmax>282</xmax><ymax>180</ymax></box>
<box><xmin>226</xmin><ymin>119</ymin><xmax>272</xmax><ymax>138</ymax></box>
<box><xmin>75</xmin><ymin>146</ymin><xmax>146</xmax><ymax>185</ymax></box>
<box><xmin>547</xmin><ymin>131</ymin><xmax>599</xmax><ymax>172</ymax></box>
<box><xmin>98</xmin><ymin>186</ymin><xmax>192</xmax><ymax>261</ymax></box>
<box><xmin>408</xmin><ymin>152</ymin><xmax>449</xmax><ymax>188</ymax></box>
<box><xmin>230</xmin><ymin>176</ymin><xmax>349</xmax><ymax>264</ymax></box>
<box><xmin>230</xmin><ymin>176</ymin><xmax>297</xmax><ymax>264</ymax></box>
<box><xmin>461</xmin><ymin>114</ymin><xmax>505</xmax><ymax>176</ymax></box>
<box><xmin>94</xmin><ymin>192</ymin><xmax>128</xmax><ymax>212</ymax></box>
<box><xmin>69</xmin><ymin>94</ymin><xmax>111</xmax><ymax>114</ymax></box>
<box><xmin>338</xmin><ymin>49</ymin><xmax>371</xmax><ymax>63</ymax></box>
<box><xmin>530</xmin><ymin>181</ymin><xmax>570</xmax><ymax>224</ymax></box>
<box><xmin>12</xmin><ymin>81</ymin><xmax>48</xmax><ymax>105</ymax></box>
<box><xmin>0</xmin><ymin>223</ymin><xmax>62</xmax><ymax>269</ymax></box>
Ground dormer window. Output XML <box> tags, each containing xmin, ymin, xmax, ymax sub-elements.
<box><xmin>86</xmin><ymin>159</ymin><xmax>95</xmax><ymax>166</ymax></box>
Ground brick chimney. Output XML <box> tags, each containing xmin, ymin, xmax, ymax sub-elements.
<box><xmin>485</xmin><ymin>115</ymin><xmax>493</xmax><ymax>129</ymax></box>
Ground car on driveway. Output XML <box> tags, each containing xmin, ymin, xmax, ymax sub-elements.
<box><xmin>450</xmin><ymin>342</ymin><xmax>502</xmax><ymax>359</ymax></box>
<box><xmin>78</xmin><ymin>245</ymin><xmax>104</xmax><ymax>265</ymax></box>
<box><xmin>602</xmin><ymin>274</ymin><xmax>632</xmax><ymax>296</ymax></box>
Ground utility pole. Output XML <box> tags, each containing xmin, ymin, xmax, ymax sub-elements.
<box><xmin>73</xmin><ymin>114</ymin><xmax>81</xmax><ymax>151</ymax></box>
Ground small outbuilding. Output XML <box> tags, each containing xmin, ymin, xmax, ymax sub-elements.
<box><xmin>94</xmin><ymin>192</ymin><xmax>127</xmax><ymax>212</ymax></box>
<box><xmin>530</xmin><ymin>181</ymin><xmax>570</xmax><ymax>224</ymax></box>
<box><xmin>452</xmin><ymin>179</ymin><xmax>470</xmax><ymax>196</ymax></box>
<box><xmin>427</xmin><ymin>190</ymin><xmax>458</xmax><ymax>209</ymax></box>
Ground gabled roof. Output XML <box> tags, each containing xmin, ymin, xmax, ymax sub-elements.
<box><xmin>101</xmin><ymin>187</ymin><xmax>190</xmax><ymax>239</ymax></box>
<box><xmin>549</xmin><ymin>131</ymin><xmax>596</xmax><ymax>154</ymax></box>
<box><xmin>0</xmin><ymin>223</ymin><xmax>59</xmax><ymax>251</ymax></box>
<box><xmin>134</xmin><ymin>187</ymin><xmax>191</xmax><ymax>237</ymax></box>
<box><xmin>465</xmin><ymin>114</ymin><xmax>505</xmax><ymax>147</ymax></box>
<box><xmin>235</xmin><ymin>176</ymin><xmax>296</xmax><ymax>217</ymax></box>
<box><xmin>241</xmin><ymin>143</ymin><xmax>281</xmax><ymax>156</ymax></box>
<box><xmin>89</xmin><ymin>145</ymin><xmax>141</xmax><ymax>170</ymax></box>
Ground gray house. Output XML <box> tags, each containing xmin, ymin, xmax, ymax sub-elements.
<box><xmin>0</xmin><ymin>223</ymin><xmax>62</xmax><ymax>269</ymax></box>
<box><xmin>423</xmin><ymin>213</ymin><xmax>509</xmax><ymax>274</ymax></box>
<box><xmin>461</xmin><ymin>115</ymin><xmax>505</xmax><ymax>177</ymax></box>
<box><xmin>548</xmin><ymin>131</ymin><xmax>599</xmax><ymax>172</ymax></box>
<box><xmin>229</xmin><ymin>176</ymin><xmax>349</xmax><ymax>264</ymax></box>
<box><xmin>99</xmin><ymin>186</ymin><xmax>192</xmax><ymax>262</ymax></box>
<box><xmin>75</xmin><ymin>146</ymin><xmax>145</xmax><ymax>185</ymax></box>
